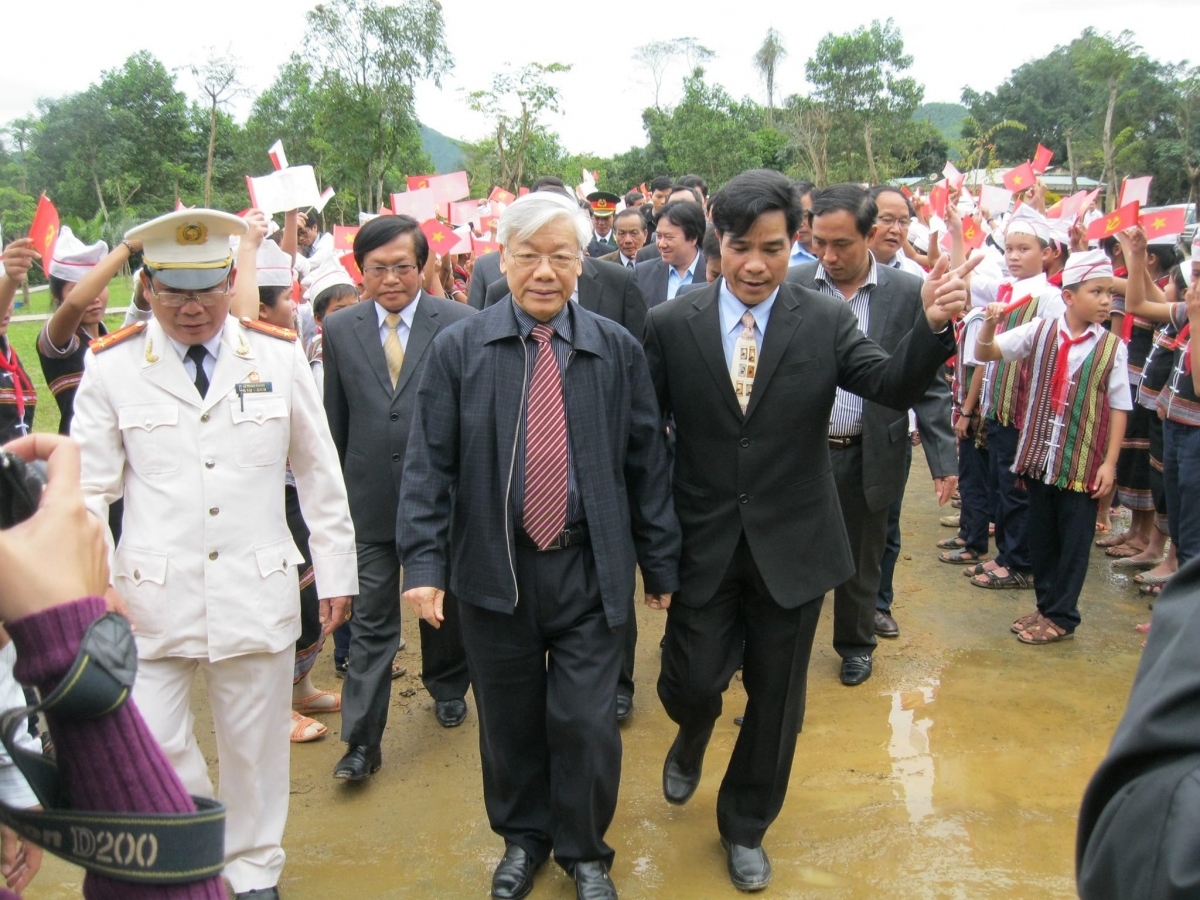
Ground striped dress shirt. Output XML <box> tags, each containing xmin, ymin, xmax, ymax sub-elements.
<box><xmin>814</xmin><ymin>256</ymin><xmax>880</xmax><ymax>437</ymax></box>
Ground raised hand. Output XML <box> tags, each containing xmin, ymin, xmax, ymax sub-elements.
<box><xmin>921</xmin><ymin>253</ymin><xmax>985</xmax><ymax>330</ymax></box>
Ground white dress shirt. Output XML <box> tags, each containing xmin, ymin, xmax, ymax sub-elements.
<box><xmin>168</xmin><ymin>331</ymin><xmax>224</xmax><ymax>383</ymax></box>
<box><xmin>375</xmin><ymin>295</ymin><xmax>420</xmax><ymax>352</ymax></box>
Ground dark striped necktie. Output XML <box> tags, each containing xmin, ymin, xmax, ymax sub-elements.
<box><xmin>522</xmin><ymin>324</ymin><xmax>569</xmax><ymax>549</ymax></box>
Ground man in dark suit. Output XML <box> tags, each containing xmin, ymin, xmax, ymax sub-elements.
<box><xmin>399</xmin><ymin>190</ymin><xmax>680</xmax><ymax>900</ymax></box>
<box><xmin>600</xmin><ymin>208</ymin><xmax>647</xmax><ymax>270</ymax></box>
<box><xmin>785</xmin><ymin>185</ymin><xmax>957</xmax><ymax>683</ymax></box>
<box><xmin>322</xmin><ymin>214</ymin><xmax>476</xmax><ymax>782</ymax></box>
<box><xmin>635</xmin><ymin>201</ymin><xmax>706</xmax><ymax>308</ymax></box>
<box><xmin>643</xmin><ymin>169</ymin><xmax>973</xmax><ymax>892</ymax></box>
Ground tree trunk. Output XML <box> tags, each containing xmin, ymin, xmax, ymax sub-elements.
<box><xmin>864</xmin><ymin>122</ymin><xmax>879</xmax><ymax>185</ymax></box>
<box><xmin>205</xmin><ymin>100</ymin><xmax>218</xmax><ymax>207</ymax></box>
<box><xmin>1103</xmin><ymin>80</ymin><xmax>1118</xmax><ymax>207</ymax></box>
<box><xmin>1066</xmin><ymin>133</ymin><xmax>1078</xmax><ymax>194</ymax></box>
<box><xmin>90</xmin><ymin>169</ymin><xmax>110</xmax><ymax>222</ymax></box>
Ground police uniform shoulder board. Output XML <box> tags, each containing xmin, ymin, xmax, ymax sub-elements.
<box><xmin>89</xmin><ymin>321</ymin><xmax>146</xmax><ymax>354</ymax></box>
<box><xmin>240</xmin><ymin>318</ymin><xmax>297</xmax><ymax>342</ymax></box>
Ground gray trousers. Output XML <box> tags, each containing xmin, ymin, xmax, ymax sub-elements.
<box><xmin>830</xmin><ymin>444</ymin><xmax>890</xmax><ymax>659</ymax></box>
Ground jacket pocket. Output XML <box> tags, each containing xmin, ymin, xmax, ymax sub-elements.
<box><xmin>254</xmin><ymin>537</ymin><xmax>306</xmax><ymax>632</ymax></box>
<box><xmin>775</xmin><ymin>358</ymin><xmax>819</xmax><ymax>378</ymax></box>
<box><xmin>228</xmin><ymin>396</ymin><xmax>289</xmax><ymax>467</ymax></box>
<box><xmin>112</xmin><ymin>545</ymin><xmax>170</xmax><ymax>638</ymax></box>
<box><xmin>888</xmin><ymin>416</ymin><xmax>909</xmax><ymax>444</ymax></box>
<box><xmin>118</xmin><ymin>403</ymin><xmax>181</xmax><ymax>475</ymax></box>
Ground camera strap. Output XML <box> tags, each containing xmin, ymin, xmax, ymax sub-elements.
<box><xmin>0</xmin><ymin>613</ymin><xmax>225</xmax><ymax>884</ymax></box>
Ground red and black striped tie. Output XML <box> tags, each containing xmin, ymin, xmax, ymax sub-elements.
<box><xmin>523</xmin><ymin>324</ymin><xmax>569</xmax><ymax>549</ymax></box>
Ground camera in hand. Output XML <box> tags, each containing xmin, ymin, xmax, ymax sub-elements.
<box><xmin>0</xmin><ymin>450</ymin><xmax>48</xmax><ymax>529</ymax></box>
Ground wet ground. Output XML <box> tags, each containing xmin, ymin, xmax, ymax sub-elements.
<box><xmin>29</xmin><ymin>448</ymin><xmax>1148</xmax><ymax>899</ymax></box>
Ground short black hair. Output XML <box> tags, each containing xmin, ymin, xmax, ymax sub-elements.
<box><xmin>657</xmin><ymin>200</ymin><xmax>707</xmax><ymax>244</ymax></box>
<box><xmin>353</xmin><ymin>214</ymin><xmax>429</xmax><ymax>270</ymax></box>
<box><xmin>258</xmin><ymin>285</ymin><xmax>289</xmax><ymax>308</ymax></box>
<box><xmin>670</xmin><ymin>186</ymin><xmax>704</xmax><ymax>205</ymax></box>
<box><xmin>614</xmin><ymin>207</ymin><xmax>645</xmax><ymax>229</ymax></box>
<box><xmin>810</xmin><ymin>184</ymin><xmax>877</xmax><ymax>238</ymax></box>
<box><xmin>677</xmin><ymin>174</ymin><xmax>709</xmax><ymax>198</ymax></box>
<box><xmin>869</xmin><ymin>184</ymin><xmax>915</xmax><ymax>218</ymax></box>
<box><xmin>624</xmin><ymin>190</ymin><xmax>644</xmax><ymax>206</ymax></box>
<box><xmin>299</xmin><ymin>209</ymin><xmax>322</xmax><ymax>231</ymax></box>
<box><xmin>793</xmin><ymin>180</ymin><xmax>815</xmax><ymax>200</ymax></box>
<box><xmin>48</xmin><ymin>275</ymin><xmax>69</xmax><ymax>305</ymax></box>
<box><xmin>1148</xmin><ymin>242</ymin><xmax>1181</xmax><ymax>275</ymax></box>
<box><xmin>649</xmin><ymin>175</ymin><xmax>674</xmax><ymax>193</ymax></box>
<box><xmin>701</xmin><ymin>226</ymin><xmax>721</xmax><ymax>261</ymax></box>
<box><xmin>709</xmin><ymin>169</ymin><xmax>803</xmax><ymax>240</ymax></box>
<box><xmin>531</xmin><ymin>176</ymin><xmax>572</xmax><ymax>199</ymax></box>
<box><xmin>314</xmin><ymin>283</ymin><xmax>358</xmax><ymax>321</ymax></box>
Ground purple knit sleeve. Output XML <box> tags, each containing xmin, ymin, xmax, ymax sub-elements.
<box><xmin>7</xmin><ymin>597</ymin><xmax>225</xmax><ymax>900</ymax></box>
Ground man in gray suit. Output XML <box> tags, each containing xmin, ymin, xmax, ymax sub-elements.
<box><xmin>786</xmin><ymin>184</ymin><xmax>956</xmax><ymax>686</ymax></box>
<box><xmin>322</xmin><ymin>214</ymin><xmax>476</xmax><ymax>782</ymax></box>
<box><xmin>635</xmin><ymin>201</ymin><xmax>706</xmax><ymax>308</ymax></box>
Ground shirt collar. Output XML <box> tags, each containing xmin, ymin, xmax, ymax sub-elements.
<box><xmin>375</xmin><ymin>293</ymin><xmax>421</xmax><ymax>331</ymax></box>
<box><xmin>718</xmin><ymin>278</ymin><xmax>779</xmax><ymax>335</ymax></box>
<box><xmin>1058</xmin><ymin>319</ymin><xmax>1104</xmax><ymax>342</ymax></box>
<box><xmin>510</xmin><ymin>297</ymin><xmax>573</xmax><ymax>344</ymax></box>
<box><xmin>168</xmin><ymin>327</ymin><xmax>224</xmax><ymax>364</ymax></box>
<box><xmin>814</xmin><ymin>252</ymin><xmax>879</xmax><ymax>294</ymax></box>
<box><xmin>670</xmin><ymin>250</ymin><xmax>700</xmax><ymax>280</ymax></box>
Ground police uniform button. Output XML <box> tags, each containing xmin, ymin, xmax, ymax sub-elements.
<box><xmin>205</xmin><ymin>459</ymin><xmax>215</xmax><ymax>469</ymax></box>
<box><xmin>209</xmin><ymin>507</ymin><xmax>219</xmax><ymax>516</ymax></box>
<box><xmin>201</xmin><ymin>413</ymin><xmax>210</xmax><ymax>423</ymax></box>
<box><xmin>132</xmin><ymin>569</ymin><xmax>141</xmax><ymax>581</ymax></box>
<box><xmin>255</xmin><ymin>411</ymin><xmax>263</xmax><ymax>421</ymax></box>
<box><xmin>144</xmin><ymin>419</ymin><xmax>152</xmax><ymax>428</ymax></box>
<box><xmin>209</xmin><ymin>551</ymin><xmax>219</xmax><ymax>560</ymax></box>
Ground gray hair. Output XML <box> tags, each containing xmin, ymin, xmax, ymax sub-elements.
<box><xmin>497</xmin><ymin>191</ymin><xmax>591</xmax><ymax>252</ymax></box>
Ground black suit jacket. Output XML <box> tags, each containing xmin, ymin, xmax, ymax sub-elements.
<box><xmin>643</xmin><ymin>280</ymin><xmax>956</xmax><ymax>609</ymax></box>
<box><xmin>635</xmin><ymin>251</ymin><xmax>706</xmax><ymax>309</ymax></box>
<box><xmin>636</xmin><ymin>243</ymin><xmax>661</xmax><ymax>263</ymax></box>
<box><xmin>466</xmin><ymin>250</ymin><xmax>504</xmax><ymax>310</ymax></box>
<box><xmin>321</xmin><ymin>292</ymin><xmax>476</xmax><ymax>543</ymax></box>
<box><xmin>785</xmin><ymin>261</ymin><xmax>956</xmax><ymax>510</ymax></box>
<box><xmin>587</xmin><ymin>234</ymin><xmax>617</xmax><ymax>258</ymax></box>
<box><xmin>484</xmin><ymin>257</ymin><xmax>647</xmax><ymax>339</ymax></box>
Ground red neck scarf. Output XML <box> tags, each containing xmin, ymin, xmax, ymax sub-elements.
<box><xmin>0</xmin><ymin>338</ymin><xmax>34</xmax><ymax>432</ymax></box>
<box><xmin>1052</xmin><ymin>328</ymin><xmax>1095</xmax><ymax>415</ymax></box>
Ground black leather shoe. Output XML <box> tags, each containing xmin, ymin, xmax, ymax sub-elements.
<box><xmin>840</xmin><ymin>655</ymin><xmax>873</xmax><ymax>686</ymax></box>
<box><xmin>573</xmin><ymin>860</ymin><xmax>617</xmax><ymax>900</ymax></box>
<box><xmin>721</xmin><ymin>837</ymin><xmax>771</xmax><ymax>891</ymax></box>
<box><xmin>492</xmin><ymin>843</ymin><xmax>539</xmax><ymax>900</ymax></box>
<box><xmin>235</xmin><ymin>890</ymin><xmax>280</xmax><ymax>900</ymax></box>
<box><xmin>436</xmin><ymin>698</ymin><xmax>468</xmax><ymax>728</ymax></box>
<box><xmin>662</xmin><ymin>724</ymin><xmax>713</xmax><ymax>805</ymax></box>
<box><xmin>333</xmin><ymin>744</ymin><xmax>381</xmax><ymax>781</ymax></box>
<box><xmin>874</xmin><ymin>611</ymin><xmax>899</xmax><ymax>638</ymax></box>
<box><xmin>616</xmin><ymin>694</ymin><xmax>633</xmax><ymax>722</ymax></box>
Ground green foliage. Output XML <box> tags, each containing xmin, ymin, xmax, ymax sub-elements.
<box><xmin>913</xmin><ymin>102</ymin><xmax>969</xmax><ymax>150</ymax></box>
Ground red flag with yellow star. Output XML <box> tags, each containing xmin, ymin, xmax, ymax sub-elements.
<box><xmin>471</xmin><ymin>236</ymin><xmax>501</xmax><ymax>257</ymax></box>
<box><xmin>1139</xmin><ymin>207</ymin><xmax>1186</xmax><ymax>240</ymax></box>
<box><xmin>333</xmin><ymin>225</ymin><xmax>359</xmax><ymax>252</ymax></box>
<box><xmin>489</xmin><ymin>186</ymin><xmax>516</xmax><ymax>205</ymax></box>
<box><xmin>1002</xmin><ymin>162</ymin><xmax>1036</xmax><ymax>193</ymax></box>
<box><xmin>420</xmin><ymin>218</ymin><xmax>459</xmax><ymax>255</ymax></box>
<box><xmin>1031</xmin><ymin>144</ymin><xmax>1054</xmax><ymax>175</ymax></box>
<box><xmin>1086</xmin><ymin>201</ymin><xmax>1140</xmax><ymax>241</ymax></box>
<box><xmin>28</xmin><ymin>194</ymin><xmax>60</xmax><ymax>273</ymax></box>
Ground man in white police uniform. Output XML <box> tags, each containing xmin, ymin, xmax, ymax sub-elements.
<box><xmin>70</xmin><ymin>209</ymin><xmax>358</xmax><ymax>900</ymax></box>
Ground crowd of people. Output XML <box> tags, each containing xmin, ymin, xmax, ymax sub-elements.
<box><xmin>0</xmin><ymin>158</ymin><xmax>1196</xmax><ymax>900</ymax></box>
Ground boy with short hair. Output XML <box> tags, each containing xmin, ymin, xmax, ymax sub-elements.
<box><xmin>975</xmin><ymin>249</ymin><xmax>1131</xmax><ymax>643</ymax></box>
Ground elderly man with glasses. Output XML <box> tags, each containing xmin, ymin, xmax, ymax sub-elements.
<box><xmin>399</xmin><ymin>191</ymin><xmax>681</xmax><ymax>900</ymax></box>
<box><xmin>70</xmin><ymin>208</ymin><xmax>358</xmax><ymax>900</ymax></box>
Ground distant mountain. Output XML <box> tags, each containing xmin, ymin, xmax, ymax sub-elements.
<box><xmin>913</xmin><ymin>102</ymin><xmax>969</xmax><ymax>147</ymax></box>
<box><xmin>420</xmin><ymin>124</ymin><xmax>466</xmax><ymax>173</ymax></box>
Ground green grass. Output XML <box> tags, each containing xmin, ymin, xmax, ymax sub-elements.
<box><xmin>6</xmin><ymin>273</ymin><xmax>136</xmax><ymax>434</ymax></box>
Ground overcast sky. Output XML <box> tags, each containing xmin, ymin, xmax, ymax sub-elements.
<box><xmin>3</xmin><ymin>0</ymin><xmax>1194</xmax><ymax>162</ymax></box>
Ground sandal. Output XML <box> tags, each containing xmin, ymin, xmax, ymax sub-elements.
<box><xmin>963</xmin><ymin>562</ymin><xmax>994</xmax><ymax>577</ymax></box>
<box><xmin>1011</xmin><ymin>611</ymin><xmax>1042</xmax><ymax>634</ymax></box>
<box><xmin>1094</xmin><ymin>522</ymin><xmax>1112</xmax><ymax>535</ymax></box>
<box><xmin>939</xmin><ymin>514</ymin><xmax>960</xmax><ymax>528</ymax></box>
<box><xmin>936</xmin><ymin>536</ymin><xmax>966</xmax><ymax>549</ymax></box>
<box><xmin>1017</xmin><ymin>618</ymin><xmax>1073</xmax><ymax>645</ymax></box>
<box><xmin>290</xmin><ymin>710</ymin><xmax>328</xmax><ymax>743</ymax></box>
<box><xmin>1112</xmin><ymin>555</ymin><xmax>1164</xmax><ymax>569</ymax></box>
<box><xmin>1096</xmin><ymin>530</ymin><xmax>1129</xmax><ymax>548</ymax></box>
<box><xmin>1139</xmin><ymin>583</ymin><xmax>1164</xmax><ymax>598</ymax></box>
<box><xmin>1133</xmin><ymin>572</ymin><xmax>1173</xmax><ymax>585</ymax></box>
<box><xmin>293</xmin><ymin>690</ymin><xmax>342</xmax><ymax>715</ymax></box>
<box><xmin>940</xmin><ymin>547</ymin><xmax>990</xmax><ymax>564</ymax></box>
<box><xmin>971</xmin><ymin>569</ymin><xmax>1032</xmax><ymax>590</ymax></box>
<box><xmin>391</xmin><ymin>663</ymin><xmax>407</xmax><ymax>680</ymax></box>
<box><xmin>1105</xmin><ymin>543</ymin><xmax>1148</xmax><ymax>559</ymax></box>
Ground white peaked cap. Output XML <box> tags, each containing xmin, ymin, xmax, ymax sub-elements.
<box><xmin>304</xmin><ymin>259</ymin><xmax>355</xmax><ymax>301</ymax></box>
<box><xmin>1004</xmin><ymin>204</ymin><xmax>1050</xmax><ymax>245</ymax></box>
<box><xmin>48</xmin><ymin>226</ymin><xmax>108</xmax><ymax>281</ymax></box>
<box><xmin>1061</xmin><ymin>249</ymin><xmax>1114</xmax><ymax>286</ymax></box>
<box><xmin>256</xmin><ymin>240</ymin><xmax>295</xmax><ymax>288</ymax></box>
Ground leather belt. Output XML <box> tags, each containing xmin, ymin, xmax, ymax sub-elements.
<box><xmin>828</xmin><ymin>434</ymin><xmax>863</xmax><ymax>448</ymax></box>
<box><xmin>515</xmin><ymin>521</ymin><xmax>590</xmax><ymax>551</ymax></box>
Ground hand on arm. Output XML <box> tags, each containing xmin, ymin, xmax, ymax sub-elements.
<box><xmin>45</xmin><ymin>238</ymin><xmax>142</xmax><ymax>350</ymax></box>
<box><xmin>644</xmin><ymin>591</ymin><xmax>672</xmax><ymax>610</ymax></box>
<box><xmin>921</xmin><ymin>254</ymin><xmax>984</xmax><ymax>331</ymax></box>
<box><xmin>0</xmin><ymin>239</ymin><xmax>39</xmax><ymax>323</ymax></box>
<box><xmin>402</xmin><ymin>587</ymin><xmax>444</xmax><ymax>628</ymax></box>
<box><xmin>974</xmin><ymin>305</ymin><xmax>1007</xmax><ymax>363</ymax></box>
<box><xmin>319</xmin><ymin>596</ymin><xmax>352</xmax><ymax>634</ymax></box>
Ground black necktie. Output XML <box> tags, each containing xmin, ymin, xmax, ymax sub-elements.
<box><xmin>626</xmin><ymin>259</ymin><xmax>634</xmax><ymax>269</ymax></box>
<box><xmin>186</xmin><ymin>345</ymin><xmax>210</xmax><ymax>398</ymax></box>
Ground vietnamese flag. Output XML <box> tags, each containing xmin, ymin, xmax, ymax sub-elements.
<box><xmin>28</xmin><ymin>194</ymin><xmax>60</xmax><ymax>273</ymax></box>
<box><xmin>489</xmin><ymin>186</ymin><xmax>516</xmax><ymax>205</ymax></box>
<box><xmin>1140</xmin><ymin>207</ymin><xmax>1186</xmax><ymax>240</ymax></box>
<box><xmin>1119</xmin><ymin>176</ymin><xmax>1152</xmax><ymax>208</ymax></box>
<box><xmin>1086</xmin><ymin>201</ymin><xmax>1140</xmax><ymax>241</ymax></box>
<box><xmin>332</xmin><ymin>225</ymin><xmax>359</xmax><ymax>252</ymax></box>
<box><xmin>420</xmin><ymin>218</ymin><xmax>459</xmax><ymax>255</ymax></box>
<box><xmin>268</xmin><ymin>139</ymin><xmax>288</xmax><ymax>171</ymax></box>
<box><xmin>427</xmin><ymin>171</ymin><xmax>471</xmax><ymax>204</ymax></box>
<box><xmin>1002</xmin><ymin>161</ymin><xmax>1036</xmax><ymax>193</ymax></box>
<box><xmin>471</xmin><ymin>236</ymin><xmax>501</xmax><ymax>257</ymax></box>
<box><xmin>479</xmin><ymin>214</ymin><xmax>500</xmax><ymax>234</ymax></box>
<box><xmin>928</xmin><ymin>182</ymin><xmax>949</xmax><ymax>219</ymax></box>
<box><xmin>1031</xmin><ymin>144</ymin><xmax>1054</xmax><ymax>175</ymax></box>
<box><xmin>961</xmin><ymin>216</ymin><xmax>986</xmax><ymax>251</ymax></box>
<box><xmin>338</xmin><ymin>251</ymin><xmax>363</xmax><ymax>285</ymax></box>
<box><xmin>518</xmin><ymin>187</ymin><xmax>531</xmax><ymax>197</ymax></box>
<box><xmin>942</xmin><ymin>162</ymin><xmax>965</xmax><ymax>191</ymax></box>
<box><xmin>407</xmin><ymin>174</ymin><xmax>436</xmax><ymax>192</ymax></box>
<box><xmin>900</xmin><ymin>184</ymin><xmax>913</xmax><ymax>199</ymax></box>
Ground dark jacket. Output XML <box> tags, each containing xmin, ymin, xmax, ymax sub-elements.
<box><xmin>643</xmin><ymin>279</ymin><xmax>955</xmax><ymax>609</ymax></box>
<box><xmin>1077</xmin><ymin>555</ymin><xmax>1200</xmax><ymax>900</ymax></box>
<box><xmin>484</xmin><ymin>256</ymin><xmax>648</xmax><ymax>339</ymax></box>
<box><xmin>636</xmin><ymin>250</ymin><xmax>707</xmax><ymax>308</ymax></box>
<box><xmin>399</xmin><ymin>298</ymin><xmax>681</xmax><ymax>626</ymax></box>
<box><xmin>321</xmin><ymin>292</ymin><xmax>476</xmax><ymax>543</ymax></box>
<box><xmin>786</xmin><ymin>261</ymin><xmax>956</xmax><ymax>510</ymax></box>
<box><xmin>466</xmin><ymin>250</ymin><xmax>504</xmax><ymax>310</ymax></box>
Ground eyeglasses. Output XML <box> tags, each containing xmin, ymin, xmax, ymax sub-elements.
<box><xmin>505</xmin><ymin>251</ymin><xmax>580</xmax><ymax>271</ymax></box>
<box><xmin>877</xmin><ymin>216</ymin><xmax>912</xmax><ymax>230</ymax></box>
<box><xmin>362</xmin><ymin>264</ymin><xmax>418</xmax><ymax>279</ymax></box>
<box><xmin>147</xmin><ymin>283</ymin><xmax>231</xmax><ymax>308</ymax></box>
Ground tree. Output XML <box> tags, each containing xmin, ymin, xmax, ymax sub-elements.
<box><xmin>784</xmin><ymin>97</ymin><xmax>832</xmax><ymax>186</ymax></box>
<box><xmin>1074</xmin><ymin>29</ymin><xmax>1140</xmax><ymax>205</ymax></box>
<box><xmin>633</xmin><ymin>38</ymin><xmax>716</xmax><ymax>111</ymax></box>
<box><xmin>1172</xmin><ymin>66</ymin><xmax>1200</xmax><ymax>205</ymax></box>
<box><xmin>191</xmin><ymin>49</ymin><xmax>245</xmax><ymax>206</ymax></box>
<box><xmin>754</xmin><ymin>28</ymin><xmax>788</xmax><ymax>125</ymax></box>
<box><xmin>465</xmin><ymin>63</ymin><xmax>571</xmax><ymax>192</ymax></box>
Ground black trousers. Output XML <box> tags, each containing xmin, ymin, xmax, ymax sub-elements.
<box><xmin>957</xmin><ymin>429</ymin><xmax>991</xmax><ymax>554</ymax></box>
<box><xmin>658</xmin><ymin>534</ymin><xmax>823</xmax><ymax>848</ymax></box>
<box><xmin>460</xmin><ymin>542</ymin><xmax>624</xmax><ymax>870</ymax></box>
<box><xmin>986</xmin><ymin>422</ymin><xmax>1032</xmax><ymax>572</ymax></box>
<box><xmin>830</xmin><ymin>443</ymin><xmax>889</xmax><ymax>658</ymax></box>
<box><xmin>1027</xmin><ymin>480</ymin><xmax>1098</xmax><ymax>632</ymax></box>
<box><xmin>341</xmin><ymin>542</ymin><xmax>469</xmax><ymax>747</ymax></box>
<box><xmin>877</xmin><ymin>443</ymin><xmax>913</xmax><ymax>614</ymax></box>
<box><xmin>285</xmin><ymin>485</ymin><xmax>322</xmax><ymax>659</ymax></box>
<box><xmin>618</xmin><ymin>608</ymin><xmax>637</xmax><ymax>700</ymax></box>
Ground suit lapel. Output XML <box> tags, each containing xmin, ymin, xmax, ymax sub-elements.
<box><xmin>866</xmin><ymin>268</ymin><xmax>893</xmax><ymax>342</ymax></box>
<box><xmin>577</xmin><ymin>259</ymin><xmax>602</xmax><ymax>314</ymax></box>
<box><xmin>744</xmin><ymin>287</ymin><xmax>802</xmax><ymax>421</ymax></box>
<box><xmin>686</xmin><ymin>288</ymin><xmax>743</xmax><ymax>420</ymax></box>
<box><xmin>653</xmin><ymin>262</ymin><xmax>669</xmax><ymax>307</ymax></box>
<box><xmin>203</xmin><ymin>318</ymin><xmax>258</xmax><ymax>413</ymax></box>
<box><xmin>354</xmin><ymin>300</ymin><xmax>395</xmax><ymax>397</ymax></box>
<box><xmin>140</xmin><ymin>318</ymin><xmax>203</xmax><ymax>409</ymax></box>
<box><xmin>393</xmin><ymin>292</ymin><xmax>437</xmax><ymax>399</ymax></box>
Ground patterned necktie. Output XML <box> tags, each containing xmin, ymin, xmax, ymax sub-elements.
<box><xmin>383</xmin><ymin>313</ymin><xmax>404</xmax><ymax>389</ymax></box>
<box><xmin>730</xmin><ymin>311</ymin><xmax>757</xmax><ymax>413</ymax></box>
<box><xmin>626</xmin><ymin>259</ymin><xmax>634</xmax><ymax>269</ymax></box>
<box><xmin>186</xmin><ymin>344</ymin><xmax>209</xmax><ymax>398</ymax></box>
<box><xmin>523</xmin><ymin>324</ymin><xmax>569</xmax><ymax>549</ymax></box>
